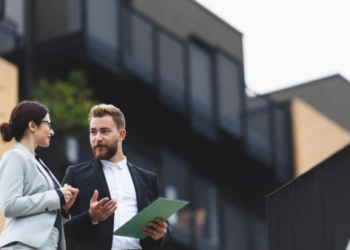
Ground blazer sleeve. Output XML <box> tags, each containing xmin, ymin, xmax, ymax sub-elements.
<box><xmin>0</xmin><ymin>150</ymin><xmax>61</xmax><ymax>218</ymax></box>
<box><xmin>152</xmin><ymin>173</ymin><xmax>173</xmax><ymax>246</ymax></box>
<box><xmin>62</xmin><ymin>166</ymin><xmax>99</xmax><ymax>239</ymax></box>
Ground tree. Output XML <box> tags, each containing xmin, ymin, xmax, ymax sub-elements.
<box><xmin>33</xmin><ymin>70</ymin><xmax>98</xmax><ymax>133</ymax></box>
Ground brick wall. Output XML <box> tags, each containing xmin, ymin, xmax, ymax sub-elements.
<box><xmin>0</xmin><ymin>57</ymin><xmax>18</xmax><ymax>235</ymax></box>
<box><xmin>291</xmin><ymin>98</ymin><xmax>350</xmax><ymax>176</ymax></box>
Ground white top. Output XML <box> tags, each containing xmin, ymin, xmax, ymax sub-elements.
<box><xmin>101</xmin><ymin>157</ymin><xmax>141</xmax><ymax>250</ymax></box>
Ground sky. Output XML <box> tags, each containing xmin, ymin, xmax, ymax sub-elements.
<box><xmin>195</xmin><ymin>0</ymin><xmax>350</xmax><ymax>94</ymax></box>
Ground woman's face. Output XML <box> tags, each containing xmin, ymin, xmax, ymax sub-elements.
<box><xmin>34</xmin><ymin>113</ymin><xmax>54</xmax><ymax>147</ymax></box>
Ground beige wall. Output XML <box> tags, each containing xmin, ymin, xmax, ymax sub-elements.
<box><xmin>0</xmin><ymin>57</ymin><xmax>18</xmax><ymax>234</ymax></box>
<box><xmin>291</xmin><ymin>98</ymin><xmax>350</xmax><ymax>176</ymax></box>
<box><xmin>131</xmin><ymin>0</ymin><xmax>244</xmax><ymax>62</ymax></box>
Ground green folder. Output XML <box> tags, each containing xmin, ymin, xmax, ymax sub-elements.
<box><xmin>113</xmin><ymin>196</ymin><xmax>189</xmax><ymax>239</ymax></box>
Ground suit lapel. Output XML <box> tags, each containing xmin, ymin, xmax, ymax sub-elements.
<box><xmin>14</xmin><ymin>143</ymin><xmax>54</xmax><ymax>190</ymax></box>
<box><xmin>92</xmin><ymin>159</ymin><xmax>111</xmax><ymax>199</ymax></box>
<box><xmin>37</xmin><ymin>157</ymin><xmax>61</xmax><ymax>188</ymax></box>
<box><xmin>128</xmin><ymin>162</ymin><xmax>142</xmax><ymax>212</ymax></box>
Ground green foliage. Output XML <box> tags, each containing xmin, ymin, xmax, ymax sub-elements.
<box><xmin>33</xmin><ymin>70</ymin><xmax>98</xmax><ymax>132</ymax></box>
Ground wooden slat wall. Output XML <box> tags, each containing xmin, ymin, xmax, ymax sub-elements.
<box><xmin>266</xmin><ymin>144</ymin><xmax>350</xmax><ymax>250</ymax></box>
<box><xmin>0</xmin><ymin>57</ymin><xmax>18</xmax><ymax>235</ymax></box>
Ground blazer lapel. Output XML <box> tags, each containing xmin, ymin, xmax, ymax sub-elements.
<box><xmin>14</xmin><ymin>143</ymin><xmax>54</xmax><ymax>190</ymax></box>
<box><xmin>37</xmin><ymin>157</ymin><xmax>61</xmax><ymax>188</ymax></box>
<box><xmin>92</xmin><ymin>159</ymin><xmax>111</xmax><ymax>199</ymax></box>
<box><xmin>128</xmin><ymin>162</ymin><xmax>142</xmax><ymax>212</ymax></box>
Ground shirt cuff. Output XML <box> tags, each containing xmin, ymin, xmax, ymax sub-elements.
<box><xmin>55</xmin><ymin>189</ymin><xmax>66</xmax><ymax>205</ymax></box>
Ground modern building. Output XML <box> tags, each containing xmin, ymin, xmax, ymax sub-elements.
<box><xmin>3</xmin><ymin>0</ymin><xmax>347</xmax><ymax>249</ymax></box>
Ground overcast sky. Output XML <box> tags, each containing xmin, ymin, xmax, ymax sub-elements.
<box><xmin>195</xmin><ymin>0</ymin><xmax>350</xmax><ymax>94</ymax></box>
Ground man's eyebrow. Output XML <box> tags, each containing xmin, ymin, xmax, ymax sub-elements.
<box><xmin>90</xmin><ymin>127</ymin><xmax>111</xmax><ymax>130</ymax></box>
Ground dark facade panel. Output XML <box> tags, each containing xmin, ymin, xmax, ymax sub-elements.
<box><xmin>266</xmin><ymin>144</ymin><xmax>350</xmax><ymax>250</ymax></box>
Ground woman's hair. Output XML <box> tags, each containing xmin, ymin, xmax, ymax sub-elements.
<box><xmin>0</xmin><ymin>101</ymin><xmax>49</xmax><ymax>142</ymax></box>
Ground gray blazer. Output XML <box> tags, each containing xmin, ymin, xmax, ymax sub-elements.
<box><xmin>0</xmin><ymin>142</ymin><xmax>68</xmax><ymax>249</ymax></box>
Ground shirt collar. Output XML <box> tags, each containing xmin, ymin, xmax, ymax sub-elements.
<box><xmin>101</xmin><ymin>156</ymin><xmax>128</xmax><ymax>171</ymax></box>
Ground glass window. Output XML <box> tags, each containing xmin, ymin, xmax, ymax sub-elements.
<box><xmin>123</xmin><ymin>9</ymin><xmax>153</xmax><ymax>83</ymax></box>
<box><xmin>250</xmin><ymin>216</ymin><xmax>268</xmax><ymax>250</ymax></box>
<box><xmin>35</xmin><ymin>0</ymin><xmax>82</xmax><ymax>43</ymax></box>
<box><xmin>159</xmin><ymin>32</ymin><xmax>185</xmax><ymax>110</ymax></box>
<box><xmin>0</xmin><ymin>0</ymin><xmax>4</xmax><ymax>20</ymax></box>
<box><xmin>161</xmin><ymin>150</ymin><xmax>191</xmax><ymax>246</ymax></box>
<box><xmin>0</xmin><ymin>26</ymin><xmax>16</xmax><ymax>54</ymax></box>
<box><xmin>125</xmin><ymin>147</ymin><xmax>156</xmax><ymax>173</ymax></box>
<box><xmin>4</xmin><ymin>0</ymin><xmax>25</xmax><ymax>36</ymax></box>
<box><xmin>217</xmin><ymin>53</ymin><xmax>241</xmax><ymax>137</ymax></box>
<box><xmin>223</xmin><ymin>202</ymin><xmax>248</xmax><ymax>250</ymax></box>
<box><xmin>194</xmin><ymin>177</ymin><xmax>219</xmax><ymax>250</ymax></box>
<box><xmin>189</xmin><ymin>42</ymin><xmax>216</xmax><ymax>139</ymax></box>
<box><xmin>86</xmin><ymin>0</ymin><xmax>119</xmax><ymax>65</ymax></box>
<box><xmin>246</xmin><ymin>95</ymin><xmax>272</xmax><ymax>165</ymax></box>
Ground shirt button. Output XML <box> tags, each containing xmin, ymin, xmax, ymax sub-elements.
<box><xmin>45</xmin><ymin>208</ymin><xmax>49</xmax><ymax>212</ymax></box>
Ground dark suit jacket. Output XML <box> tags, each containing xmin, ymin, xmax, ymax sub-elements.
<box><xmin>62</xmin><ymin>159</ymin><xmax>172</xmax><ymax>250</ymax></box>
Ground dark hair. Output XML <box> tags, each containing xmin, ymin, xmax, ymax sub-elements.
<box><xmin>0</xmin><ymin>101</ymin><xmax>49</xmax><ymax>142</ymax></box>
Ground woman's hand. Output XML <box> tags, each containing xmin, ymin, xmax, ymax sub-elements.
<box><xmin>60</xmin><ymin>184</ymin><xmax>79</xmax><ymax>212</ymax></box>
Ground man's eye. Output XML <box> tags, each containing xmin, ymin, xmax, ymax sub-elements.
<box><xmin>102</xmin><ymin>130</ymin><xmax>109</xmax><ymax>133</ymax></box>
<box><xmin>90</xmin><ymin>131</ymin><xmax>96</xmax><ymax>134</ymax></box>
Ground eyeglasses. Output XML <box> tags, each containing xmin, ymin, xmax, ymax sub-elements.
<box><xmin>38</xmin><ymin>120</ymin><xmax>53</xmax><ymax>130</ymax></box>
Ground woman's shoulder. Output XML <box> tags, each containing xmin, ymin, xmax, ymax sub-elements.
<box><xmin>0</xmin><ymin>148</ymin><xmax>30</xmax><ymax>165</ymax></box>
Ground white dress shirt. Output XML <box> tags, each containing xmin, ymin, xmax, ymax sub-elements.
<box><xmin>101</xmin><ymin>157</ymin><xmax>141</xmax><ymax>250</ymax></box>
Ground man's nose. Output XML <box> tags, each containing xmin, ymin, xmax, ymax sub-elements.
<box><xmin>95</xmin><ymin>132</ymin><xmax>103</xmax><ymax>141</ymax></box>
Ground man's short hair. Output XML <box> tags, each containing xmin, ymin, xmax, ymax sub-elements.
<box><xmin>88</xmin><ymin>104</ymin><xmax>125</xmax><ymax>130</ymax></box>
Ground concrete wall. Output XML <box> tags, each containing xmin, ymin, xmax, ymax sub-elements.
<box><xmin>131</xmin><ymin>0</ymin><xmax>244</xmax><ymax>62</ymax></box>
<box><xmin>291</xmin><ymin>98</ymin><xmax>350</xmax><ymax>176</ymax></box>
<box><xmin>267</xmin><ymin>75</ymin><xmax>350</xmax><ymax>131</ymax></box>
<box><xmin>0</xmin><ymin>57</ymin><xmax>18</xmax><ymax>235</ymax></box>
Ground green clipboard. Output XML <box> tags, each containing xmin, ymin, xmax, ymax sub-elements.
<box><xmin>113</xmin><ymin>196</ymin><xmax>189</xmax><ymax>239</ymax></box>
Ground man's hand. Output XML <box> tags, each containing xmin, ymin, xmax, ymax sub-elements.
<box><xmin>89</xmin><ymin>190</ymin><xmax>117</xmax><ymax>222</ymax></box>
<box><xmin>142</xmin><ymin>218</ymin><xmax>167</xmax><ymax>240</ymax></box>
<box><xmin>61</xmin><ymin>184</ymin><xmax>79</xmax><ymax>212</ymax></box>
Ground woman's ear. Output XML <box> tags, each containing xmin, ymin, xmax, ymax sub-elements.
<box><xmin>28</xmin><ymin>121</ymin><xmax>37</xmax><ymax>132</ymax></box>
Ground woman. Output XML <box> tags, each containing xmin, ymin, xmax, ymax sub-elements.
<box><xmin>0</xmin><ymin>101</ymin><xmax>79</xmax><ymax>250</ymax></box>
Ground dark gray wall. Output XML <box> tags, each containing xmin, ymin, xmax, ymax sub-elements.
<box><xmin>266</xmin><ymin>75</ymin><xmax>350</xmax><ymax>131</ymax></box>
<box><xmin>131</xmin><ymin>0</ymin><xmax>244</xmax><ymax>62</ymax></box>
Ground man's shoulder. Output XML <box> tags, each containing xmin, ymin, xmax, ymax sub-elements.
<box><xmin>128</xmin><ymin>162</ymin><xmax>157</xmax><ymax>177</ymax></box>
<box><xmin>67</xmin><ymin>159</ymin><xmax>96</xmax><ymax>173</ymax></box>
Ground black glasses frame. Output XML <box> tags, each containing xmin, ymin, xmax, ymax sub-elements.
<box><xmin>38</xmin><ymin>120</ymin><xmax>53</xmax><ymax>130</ymax></box>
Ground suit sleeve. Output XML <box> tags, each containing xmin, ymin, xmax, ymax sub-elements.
<box><xmin>152</xmin><ymin>173</ymin><xmax>173</xmax><ymax>246</ymax></box>
<box><xmin>62</xmin><ymin>166</ymin><xmax>99</xmax><ymax>239</ymax></box>
<box><xmin>0</xmin><ymin>151</ymin><xmax>61</xmax><ymax>218</ymax></box>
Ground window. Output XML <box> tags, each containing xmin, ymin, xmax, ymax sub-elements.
<box><xmin>159</xmin><ymin>32</ymin><xmax>185</xmax><ymax>110</ymax></box>
<box><xmin>194</xmin><ymin>177</ymin><xmax>219</xmax><ymax>250</ymax></box>
<box><xmin>223</xmin><ymin>202</ymin><xmax>248</xmax><ymax>250</ymax></box>
<box><xmin>123</xmin><ymin>9</ymin><xmax>154</xmax><ymax>83</ymax></box>
<box><xmin>0</xmin><ymin>0</ymin><xmax>4</xmax><ymax>21</ymax></box>
<box><xmin>217</xmin><ymin>53</ymin><xmax>242</xmax><ymax>137</ymax></box>
<box><xmin>189</xmin><ymin>41</ymin><xmax>216</xmax><ymax>139</ymax></box>
<box><xmin>86</xmin><ymin>0</ymin><xmax>119</xmax><ymax>65</ymax></box>
<box><xmin>161</xmin><ymin>150</ymin><xmax>192</xmax><ymax>246</ymax></box>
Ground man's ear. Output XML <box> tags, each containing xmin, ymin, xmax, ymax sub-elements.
<box><xmin>118</xmin><ymin>129</ymin><xmax>126</xmax><ymax>142</ymax></box>
<box><xmin>28</xmin><ymin>121</ymin><xmax>37</xmax><ymax>132</ymax></box>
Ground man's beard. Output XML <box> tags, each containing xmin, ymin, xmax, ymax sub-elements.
<box><xmin>92</xmin><ymin>142</ymin><xmax>118</xmax><ymax>160</ymax></box>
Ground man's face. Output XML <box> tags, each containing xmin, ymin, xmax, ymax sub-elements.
<box><xmin>90</xmin><ymin>115</ymin><xmax>121</xmax><ymax>160</ymax></box>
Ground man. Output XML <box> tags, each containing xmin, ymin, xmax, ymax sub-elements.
<box><xmin>62</xmin><ymin>104</ymin><xmax>172</xmax><ymax>250</ymax></box>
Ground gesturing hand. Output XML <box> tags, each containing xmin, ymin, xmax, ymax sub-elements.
<box><xmin>142</xmin><ymin>218</ymin><xmax>168</xmax><ymax>240</ymax></box>
<box><xmin>61</xmin><ymin>184</ymin><xmax>79</xmax><ymax>212</ymax></box>
<box><xmin>89</xmin><ymin>190</ymin><xmax>117</xmax><ymax>222</ymax></box>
